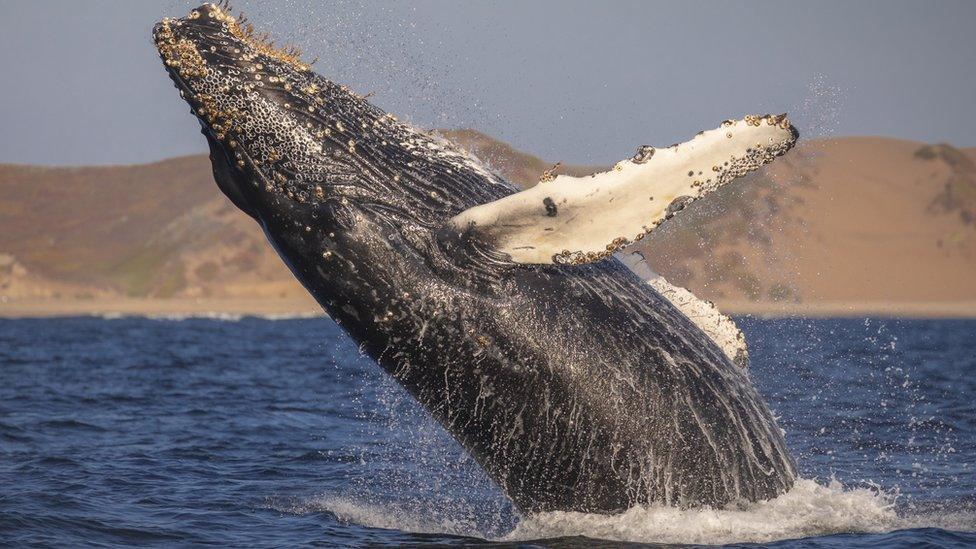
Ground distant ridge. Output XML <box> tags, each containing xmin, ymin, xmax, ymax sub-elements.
<box><xmin>2</xmin><ymin>131</ymin><xmax>975</xmax><ymax>316</ymax></box>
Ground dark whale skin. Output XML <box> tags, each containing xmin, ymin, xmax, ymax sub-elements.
<box><xmin>155</xmin><ymin>3</ymin><xmax>796</xmax><ymax>514</ymax></box>
<box><xmin>273</xmin><ymin>203</ymin><xmax>797</xmax><ymax>513</ymax></box>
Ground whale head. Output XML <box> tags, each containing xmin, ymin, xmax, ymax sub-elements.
<box><xmin>153</xmin><ymin>3</ymin><xmax>354</xmax><ymax>224</ymax></box>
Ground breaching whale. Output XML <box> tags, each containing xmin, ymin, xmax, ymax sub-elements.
<box><xmin>154</xmin><ymin>3</ymin><xmax>798</xmax><ymax>513</ymax></box>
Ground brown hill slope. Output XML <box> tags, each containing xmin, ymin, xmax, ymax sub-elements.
<box><xmin>0</xmin><ymin>156</ymin><xmax>298</xmax><ymax>301</ymax></box>
<box><xmin>1</xmin><ymin>131</ymin><xmax>974</xmax><ymax>316</ymax></box>
<box><xmin>642</xmin><ymin>137</ymin><xmax>976</xmax><ymax>307</ymax></box>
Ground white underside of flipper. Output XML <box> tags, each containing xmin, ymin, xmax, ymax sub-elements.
<box><xmin>447</xmin><ymin>115</ymin><xmax>797</xmax><ymax>265</ymax></box>
<box><xmin>620</xmin><ymin>252</ymin><xmax>749</xmax><ymax>369</ymax></box>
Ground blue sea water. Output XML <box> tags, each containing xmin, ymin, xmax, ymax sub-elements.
<box><xmin>0</xmin><ymin>315</ymin><xmax>974</xmax><ymax>547</ymax></box>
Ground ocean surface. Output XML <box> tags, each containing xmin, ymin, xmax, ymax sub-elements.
<box><xmin>1</xmin><ymin>315</ymin><xmax>974</xmax><ymax>547</ymax></box>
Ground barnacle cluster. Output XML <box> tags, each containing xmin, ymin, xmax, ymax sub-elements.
<box><xmin>744</xmin><ymin>113</ymin><xmax>791</xmax><ymax>130</ymax></box>
<box><xmin>154</xmin><ymin>21</ymin><xmax>208</xmax><ymax>79</ymax></box>
<box><xmin>539</xmin><ymin>162</ymin><xmax>562</xmax><ymax>183</ymax></box>
<box><xmin>631</xmin><ymin>145</ymin><xmax>656</xmax><ymax>164</ymax></box>
<box><xmin>553</xmin><ymin>236</ymin><xmax>633</xmax><ymax>266</ymax></box>
<box><xmin>195</xmin><ymin>93</ymin><xmax>243</xmax><ymax>141</ymax></box>
<box><xmin>186</xmin><ymin>2</ymin><xmax>310</xmax><ymax>72</ymax></box>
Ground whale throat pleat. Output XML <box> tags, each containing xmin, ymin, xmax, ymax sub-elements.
<box><xmin>446</xmin><ymin>115</ymin><xmax>798</xmax><ymax>265</ymax></box>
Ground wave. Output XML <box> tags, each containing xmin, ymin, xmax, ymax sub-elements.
<box><xmin>295</xmin><ymin>478</ymin><xmax>975</xmax><ymax>545</ymax></box>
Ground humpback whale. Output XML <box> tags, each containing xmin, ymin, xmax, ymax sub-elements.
<box><xmin>154</xmin><ymin>3</ymin><xmax>798</xmax><ymax>513</ymax></box>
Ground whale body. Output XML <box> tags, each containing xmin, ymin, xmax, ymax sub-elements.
<box><xmin>154</xmin><ymin>3</ymin><xmax>797</xmax><ymax>513</ymax></box>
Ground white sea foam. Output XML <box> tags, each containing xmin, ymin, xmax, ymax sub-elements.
<box><xmin>298</xmin><ymin>478</ymin><xmax>975</xmax><ymax>545</ymax></box>
<box><xmin>299</xmin><ymin>496</ymin><xmax>487</xmax><ymax>539</ymax></box>
<box><xmin>505</xmin><ymin>479</ymin><xmax>897</xmax><ymax>545</ymax></box>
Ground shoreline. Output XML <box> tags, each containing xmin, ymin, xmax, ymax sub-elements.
<box><xmin>718</xmin><ymin>299</ymin><xmax>976</xmax><ymax>319</ymax></box>
<box><xmin>0</xmin><ymin>297</ymin><xmax>321</xmax><ymax>319</ymax></box>
<box><xmin>2</xmin><ymin>297</ymin><xmax>976</xmax><ymax>319</ymax></box>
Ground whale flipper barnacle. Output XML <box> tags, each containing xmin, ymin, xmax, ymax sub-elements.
<box><xmin>447</xmin><ymin>115</ymin><xmax>798</xmax><ymax>265</ymax></box>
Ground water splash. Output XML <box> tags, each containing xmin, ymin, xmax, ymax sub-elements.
<box><xmin>291</xmin><ymin>495</ymin><xmax>492</xmax><ymax>539</ymax></box>
<box><xmin>506</xmin><ymin>478</ymin><xmax>895</xmax><ymax>545</ymax></box>
<box><xmin>796</xmin><ymin>74</ymin><xmax>845</xmax><ymax>141</ymax></box>
<box><xmin>292</xmin><ymin>477</ymin><xmax>974</xmax><ymax>545</ymax></box>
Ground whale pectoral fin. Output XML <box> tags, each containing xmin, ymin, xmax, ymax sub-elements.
<box><xmin>446</xmin><ymin>115</ymin><xmax>797</xmax><ymax>265</ymax></box>
<box><xmin>620</xmin><ymin>252</ymin><xmax>749</xmax><ymax>368</ymax></box>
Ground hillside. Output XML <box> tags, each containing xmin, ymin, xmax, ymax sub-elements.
<box><xmin>1</xmin><ymin>131</ymin><xmax>975</xmax><ymax>317</ymax></box>
<box><xmin>0</xmin><ymin>157</ymin><xmax>299</xmax><ymax>302</ymax></box>
<box><xmin>641</xmin><ymin>138</ymin><xmax>976</xmax><ymax>306</ymax></box>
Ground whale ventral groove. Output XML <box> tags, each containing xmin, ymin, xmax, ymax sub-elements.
<box><xmin>154</xmin><ymin>2</ymin><xmax>798</xmax><ymax>513</ymax></box>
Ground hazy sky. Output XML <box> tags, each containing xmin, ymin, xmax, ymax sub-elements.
<box><xmin>1</xmin><ymin>0</ymin><xmax>974</xmax><ymax>166</ymax></box>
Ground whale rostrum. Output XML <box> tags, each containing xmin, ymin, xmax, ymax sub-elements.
<box><xmin>155</xmin><ymin>3</ymin><xmax>798</xmax><ymax>513</ymax></box>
